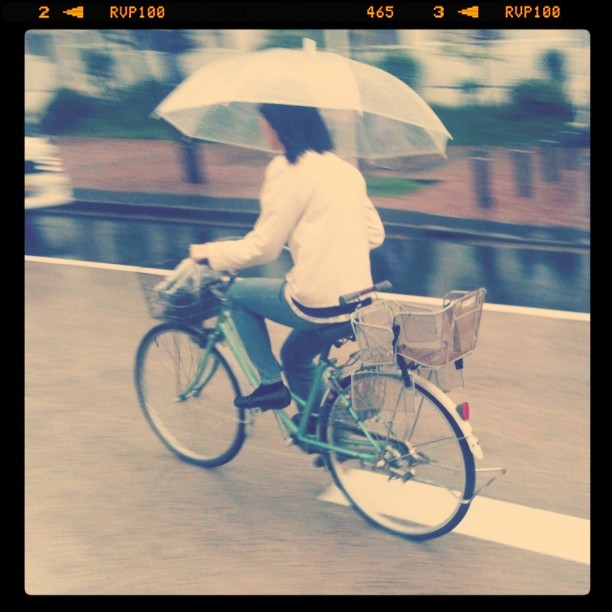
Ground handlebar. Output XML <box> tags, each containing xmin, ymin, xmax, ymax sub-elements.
<box><xmin>339</xmin><ymin>280</ymin><xmax>392</xmax><ymax>306</ymax></box>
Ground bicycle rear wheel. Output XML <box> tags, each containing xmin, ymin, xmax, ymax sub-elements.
<box><xmin>320</xmin><ymin>373</ymin><xmax>475</xmax><ymax>541</ymax></box>
<box><xmin>135</xmin><ymin>322</ymin><xmax>246</xmax><ymax>467</ymax></box>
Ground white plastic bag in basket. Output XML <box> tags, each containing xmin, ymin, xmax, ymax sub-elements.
<box><xmin>154</xmin><ymin>258</ymin><xmax>202</xmax><ymax>296</ymax></box>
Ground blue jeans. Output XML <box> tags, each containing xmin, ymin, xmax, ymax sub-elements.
<box><xmin>227</xmin><ymin>278</ymin><xmax>349</xmax><ymax>401</ymax></box>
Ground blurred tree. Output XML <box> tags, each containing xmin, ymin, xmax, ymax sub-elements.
<box><xmin>257</xmin><ymin>30</ymin><xmax>326</xmax><ymax>50</ymax></box>
<box><xmin>540</xmin><ymin>49</ymin><xmax>567</xmax><ymax>84</ymax></box>
<box><xmin>375</xmin><ymin>51</ymin><xmax>422</xmax><ymax>91</ymax></box>
<box><xmin>40</xmin><ymin>88</ymin><xmax>96</xmax><ymax>135</ymax></box>
<box><xmin>82</xmin><ymin>50</ymin><xmax>116</xmax><ymax>99</ymax></box>
<box><xmin>458</xmin><ymin>79</ymin><xmax>482</xmax><ymax>106</ymax></box>
<box><xmin>100</xmin><ymin>30</ymin><xmax>205</xmax><ymax>183</ymax></box>
<box><xmin>130</xmin><ymin>30</ymin><xmax>195</xmax><ymax>85</ymax></box>
<box><xmin>509</xmin><ymin>49</ymin><xmax>572</xmax><ymax>122</ymax></box>
<box><xmin>509</xmin><ymin>79</ymin><xmax>572</xmax><ymax>120</ymax></box>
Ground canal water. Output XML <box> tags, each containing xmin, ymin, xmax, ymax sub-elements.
<box><xmin>25</xmin><ymin>213</ymin><xmax>590</xmax><ymax>313</ymax></box>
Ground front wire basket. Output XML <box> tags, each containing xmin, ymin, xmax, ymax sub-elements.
<box><xmin>351</xmin><ymin>288</ymin><xmax>486</xmax><ymax>369</ymax></box>
<box><xmin>138</xmin><ymin>268</ymin><xmax>222</xmax><ymax>323</ymax></box>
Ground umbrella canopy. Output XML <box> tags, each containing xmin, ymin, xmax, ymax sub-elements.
<box><xmin>152</xmin><ymin>47</ymin><xmax>451</xmax><ymax>160</ymax></box>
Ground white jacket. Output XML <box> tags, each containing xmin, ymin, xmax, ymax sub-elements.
<box><xmin>206</xmin><ymin>151</ymin><xmax>385</xmax><ymax>320</ymax></box>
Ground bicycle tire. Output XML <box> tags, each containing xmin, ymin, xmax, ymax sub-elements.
<box><xmin>134</xmin><ymin>322</ymin><xmax>246</xmax><ymax>467</ymax></box>
<box><xmin>319</xmin><ymin>373</ymin><xmax>475</xmax><ymax>541</ymax></box>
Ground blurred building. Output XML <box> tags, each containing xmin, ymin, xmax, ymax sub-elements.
<box><xmin>24</xmin><ymin>29</ymin><xmax>590</xmax><ymax>126</ymax></box>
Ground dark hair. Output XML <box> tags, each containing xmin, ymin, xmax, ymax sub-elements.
<box><xmin>258</xmin><ymin>103</ymin><xmax>334</xmax><ymax>164</ymax></box>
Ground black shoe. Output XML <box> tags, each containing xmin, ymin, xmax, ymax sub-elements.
<box><xmin>234</xmin><ymin>382</ymin><xmax>292</xmax><ymax>411</ymax></box>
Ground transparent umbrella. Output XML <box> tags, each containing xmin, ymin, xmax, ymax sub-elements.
<box><xmin>152</xmin><ymin>47</ymin><xmax>451</xmax><ymax>160</ymax></box>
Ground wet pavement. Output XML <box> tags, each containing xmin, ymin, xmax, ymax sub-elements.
<box><xmin>24</xmin><ymin>258</ymin><xmax>590</xmax><ymax>595</ymax></box>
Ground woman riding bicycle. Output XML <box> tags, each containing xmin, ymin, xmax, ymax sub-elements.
<box><xmin>189</xmin><ymin>103</ymin><xmax>385</xmax><ymax>411</ymax></box>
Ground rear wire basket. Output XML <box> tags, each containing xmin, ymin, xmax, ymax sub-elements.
<box><xmin>351</xmin><ymin>288</ymin><xmax>486</xmax><ymax>369</ymax></box>
<box><xmin>350</xmin><ymin>361</ymin><xmax>468</xmax><ymax>420</ymax></box>
<box><xmin>351</xmin><ymin>368</ymin><xmax>407</xmax><ymax>414</ymax></box>
<box><xmin>139</xmin><ymin>271</ymin><xmax>222</xmax><ymax>323</ymax></box>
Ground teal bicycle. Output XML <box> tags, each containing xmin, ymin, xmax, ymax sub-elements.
<box><xmin>134</xmin><ymin>262</ymin><xmax>504</xmax><ymax>541</ymax></box>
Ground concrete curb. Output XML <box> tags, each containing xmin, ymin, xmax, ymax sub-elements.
<box><xmin>71</xmin><ymin>188</ymin><xmax>590</xmax><ymax>250</ymax></box>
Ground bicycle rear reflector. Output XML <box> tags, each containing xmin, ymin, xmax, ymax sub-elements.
<box><xmin>456</xmin><ymin>402</ymin><xmax>470</xmax><ymax>421</ymax></box>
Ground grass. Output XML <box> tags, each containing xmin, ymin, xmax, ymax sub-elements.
<box><xmin>433</xmin><ymin>105</ymin><xmax>573</xmax><ymax>147</ymax></box>
<box><xmin>365</xmin><ymin>176</ymin><xmax>423</xmax><ymax>197</ymax></box>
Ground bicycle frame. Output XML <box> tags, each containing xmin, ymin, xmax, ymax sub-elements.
<box><xmin>182</xmin><ymin>304</ymin><xmax>390</xmax><ymax>463</ymax></box>
<box><xmin>167</xmin><ymin>286</ymin><xmax>491</xmax><ymax>473</ymax></box>
<box><xmin>136</xmin><ymin>270</ymin><xmax>507</xmax><ymax>539</ymax></box>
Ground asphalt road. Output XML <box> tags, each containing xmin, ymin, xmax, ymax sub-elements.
<box><xmin>24</xmin><ymin>257</ymin><xmax>590</xmax><ymax>596</ymax></box>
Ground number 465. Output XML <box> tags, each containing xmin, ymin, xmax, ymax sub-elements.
<box><xmin>367</xmin><ymin>5</ymin><xmax>394</xmax><ymax>18</ymax></box>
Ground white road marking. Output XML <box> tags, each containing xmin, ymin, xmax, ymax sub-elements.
<box><xmin>319</xmin><ymin>482</ymin><xmax>589</xmax><ymax>565</ymax></box>
<box><xmin>24</xmin><ymin>256</ymin><xmax>590</xmax><ymax>322</ymax></box>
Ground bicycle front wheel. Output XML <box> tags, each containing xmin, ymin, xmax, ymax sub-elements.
<box><xmin>320</xmin><ymin>373</ymin><xmax>475</xmax><ymax>541</ymax></box>
<box><xmin>135</xmin><ymin>322</ymin><xmax>246</xmax><ymax>467</ymax></box>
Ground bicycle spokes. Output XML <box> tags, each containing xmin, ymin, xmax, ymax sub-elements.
<box><xmin>323</xmin><ymin>376</ymin><xmax>477</xmax><ymax>540</ymax></box>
